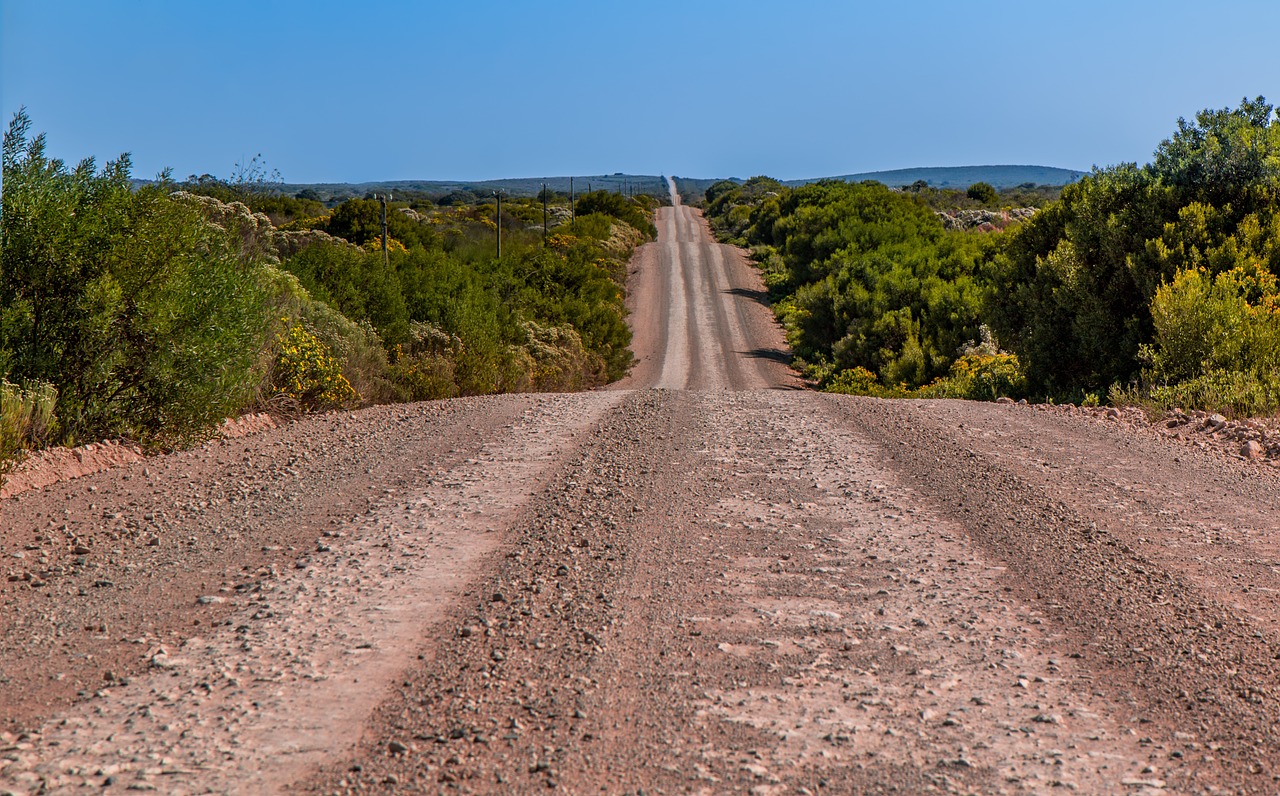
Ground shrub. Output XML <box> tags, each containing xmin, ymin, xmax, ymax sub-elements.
<box><xmin>1120</xmin><ymin>370</ymin><xmax>1280</xmax><ymax>418</ymax></box>
<box><xmin>0</xmin><ymin>380</ymin><xmax>57</xmax><ymax>485</ymax></box>
<box><xmin>943</xmin><ymin>351</ymin><xmax>1026</xmax><ymax>400</ymax></box>
<box><xmin>822</xmin><ymin>365</ymin><xmax>886</xmax><ymax>396</ymax></box>
<box><xmin>2</xmin><ymin>110</ymin><xmax>269</xmax><ymax>447</ymax></box>
<box><xmin>387</xmin><ymin>322</ymin><xmax>462</xmax><ymax>401</ymax></box>
<box><xmin>270</xmin><ymin>324</ymin><xmax>358</xmax><ymax>410</ymax></box>
<box><xmin>1147</xmin><ymin>264</ymin><xmax>1280</xmax><ymax>382</ymax></box>
<box><xmin>258</xmin><ymin>265</ymin><xmax>396</xmax><ymax>407</ymax></box>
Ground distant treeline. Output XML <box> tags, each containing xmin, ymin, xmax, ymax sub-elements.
<box><xmin>155</xmin><ymin>172</ymin><xmax>670</xmax><ymax>209</ymax></box>
<box><xmin>701</xmin><ymin>97</ymin><xmax>1280</xmax><ymax>416</ymax></box>
<box><xmin>0</xmin><ymin>109</ymin><xmax>660</xmax><ymax>479</ymax></box>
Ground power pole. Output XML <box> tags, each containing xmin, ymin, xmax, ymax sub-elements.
<box><xmin>570</xmin><ymin>176</ymin><xmax>575</xmax><ymax>222</ymax></box>
<box><xmin>376</xmin><ymin>193</ymin><xmax>391</xmax><ymax>267</ymax></box>
<box><xmin>492</xmin><ymin>190</ymin><xmax>502</xmax><ymax>259</ymax></box>
<box><xmin>542</xmin><ymin>182</ymin><xmax>548</xmax><ymax>246</ymax></box>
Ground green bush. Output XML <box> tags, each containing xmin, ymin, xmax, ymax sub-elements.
<box><xmin>270</xmin><ymin>324</ymin><xmax>357</xmax><ymax>410</ymax></box>
<box><xmin>990</xmin><ymin>96</ymin><xmax>1280</xmax><ymax>396</ymax></box>
<box><xmin>708</xmin><ymin>178</ymin><xmax>997</xmax><ymax>391</ymax></box>
<box><xmin>572</xmin><ymin>191</ymin><xmax>657</xmax><ymax>239</ymax></box>
<box><xmin>258</xmin><ymin>265</ymin><xmax>397</xmax><ymax>407</ymax></box>
<box><xmin>1148</xmin><ymin>264</ymin><xmax>1280</xmax><ymax>381</ymax></box>
<box><xmin>1121</xmin><ymin>370</ymin><xmax>1280</xmax><ymax>418</ymax></box>
<box><xmin>0</xmin><ymin>380</ymin><xmax>57</xmax><ymax>484</ymax></box>
<box><xmin>2</xmin><ymin>110</ymin><xmax>269</xmax><ymax>447</ymax></box>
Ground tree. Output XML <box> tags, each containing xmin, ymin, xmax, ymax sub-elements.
<box><xmin>1</xmin><ymin>109</ymin><xmax>268</xmax><ymax>444</ymax></box>
<box><xmin>989</xmin><ymin>96</ymin><xmax>1280</xmax><ymax>395</ymax></box>
<box><xmin>966</xmin><ymin>181</ymin><xmax>998</xmax><ymax>204</ymax></box>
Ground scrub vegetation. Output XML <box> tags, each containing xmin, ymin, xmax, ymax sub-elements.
<box><xmin>0</xmin><ymin>109</ymin><xmax>658</xmax><ymax>479</ymax></box>
<box><xmin>703</xmin><ymin>97</ymin><xmax>1280</xmax><ymax>416</ymax></box>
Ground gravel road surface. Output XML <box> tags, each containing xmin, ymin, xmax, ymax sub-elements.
<box><xmin>3</xmin><ymin>181</ymin><xmax>1280</xmax><ymax>794</ymax></box>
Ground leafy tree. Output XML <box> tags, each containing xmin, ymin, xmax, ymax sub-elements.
<box><xmin>281</xmin><ymin>243</ymin><xmax>410</xmax><ymax>347</ymax></box>
<box><xmin>966</xmin><ymin>181</ymin><xmax>998</xmax><ymax>204</ymax></box>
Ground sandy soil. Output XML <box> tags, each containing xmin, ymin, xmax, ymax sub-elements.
<box><xmin>2</xmin><ymin>180</ymin><xmax>1280</xmax><ymax>795</ymax></box>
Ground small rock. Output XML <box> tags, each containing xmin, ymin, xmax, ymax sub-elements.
<box><xmin>197</xmin><ymin>595</ymin><xmax>225</xmax><ymax>605</ymax></box>
<box><xmin>1243</xmin><ymin>440</ymin><xmax>1264</xmax><ymax>459</ymax></box>
<box><xmin>388</xmin><ymin>739</ymin><xmax>409</xmax><ymax>755</ymax></box>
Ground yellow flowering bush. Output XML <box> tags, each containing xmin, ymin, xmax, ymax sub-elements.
<box><xmin>362</xmin><ymin>236</ymin><xmax>408</xmax><ymax>254</ymax></box>
<box><xmin>271</xmin><ymin>324</ymin><xmax>357</xmax><ymax>410</ymax></box>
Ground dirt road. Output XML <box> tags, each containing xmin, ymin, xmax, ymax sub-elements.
<box><xmin>3</xmin><ymin>181</ymin><xmax>1280</xmax><ymax>794</ymax></box>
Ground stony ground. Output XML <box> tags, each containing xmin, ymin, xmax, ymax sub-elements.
<box><xmin>2</xmin><ymin>183</ymin><xmax>1280</xmax><ymax>795</ymax></box>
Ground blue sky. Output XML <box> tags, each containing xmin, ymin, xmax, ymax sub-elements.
<box><xmin>3</xmin><ymin>0</ymin><xmax>1277</xmax><ymax>183</ymax></box>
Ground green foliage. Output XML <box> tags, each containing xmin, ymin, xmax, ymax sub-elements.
<box><xmin>572</xmin><ymin>191</ymin><xmax>657</xmax><ymax>239</ymax></box>
<box><xmin>258</xmin><ymin>265</ymin><xmax>397</xmax><ymax>407</ymax></box>
<box><xmin>1109</xmin><ymin>368</ymin><xmax>1280</xmax><ymax>418</ymax></box>
<box><xmin>0</xmin><ymin>380</ymin><xmax>57</xmax><ymax>484</ymax></box>
<box><xmin>2</xmin><ymin>109</ymin><xmax>269</xmax><ymax>447</ymax></box>
<box><xmin>271</xmin><ymin>324</ymin><xmax>358</xmax><ymax>410</ymax></box>
<box><xmin>280</xmin><ymin>242</ymin><xmax>410</xmax><ymax>347</ymax></box>
<box><xmin>275</xmin><ymin>186</ymin><xmax>639</xmax><ymax>402</ymax></box>
<box><xmin>708</xmin><ymin>178</ymin><xmax>999</xmax><ymax>390</ymax></box>
<box><xmin>322</xmin><ymin>197</ymin><xmax>436</xmax><ymax>250</ymax></box>
<box><xmin>1</xmin><ymin>110</ymin><xmax>651</xmax><ymax>459</ymax></box>
<box><xmin>991</xmin><ymin>96</ymin><xmax>1280</xmax><ymax>396</ymax></box>
<box><xmin>1139</xmin><ymin>263</ymin><xmax>1280</xmax><ymax>412</ymax></box>
<box><xmin>966</xmin><ymin>181</ymin><xmax>999</xmax><ymax>204</ymax></box>
<box><xmin>815</xmin><ymin>334</ymin><xmax>1026</xmax><ymax>402</ymax></box>
<box><xmin>922</xmin><ymin>350</ymin><xmax>1026</xmax><ymax>401</ymax></box>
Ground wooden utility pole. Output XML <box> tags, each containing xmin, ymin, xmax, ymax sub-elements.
<box><xmin>542</xmin><ymin>182</ymin><xmax>548</xmax><ymax>245</ymax></box>
<box><xmin>492</xmin><ymin>190</ymin><xmax>502</xmax><ymax>259</ymax></box>
<box><xmin>570</xmin><ymin>176</ymin><xmax>575</xmax><ymax>222</ymax></box>
<box><xmin>376</xmin><ymin>193</ymin><xmax>391</xmax><ymax>267</ymax></box>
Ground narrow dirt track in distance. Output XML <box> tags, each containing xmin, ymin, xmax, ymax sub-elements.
<box><xmin>3</xmin><ymin>179</ymin><xmax>1280</xmax><ymax>795</ymax></box>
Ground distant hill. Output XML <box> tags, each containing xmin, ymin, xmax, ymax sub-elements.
<box><xmin>788</xmin><ymin>165</ymin><xmax>1085</xmax><ymax>190</ymax></box>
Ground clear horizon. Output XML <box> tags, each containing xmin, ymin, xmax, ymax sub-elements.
<box><xmin>3</xmin><ymin>0</ymin><xmax>1277</xmax><ymax>184</ymax></box>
